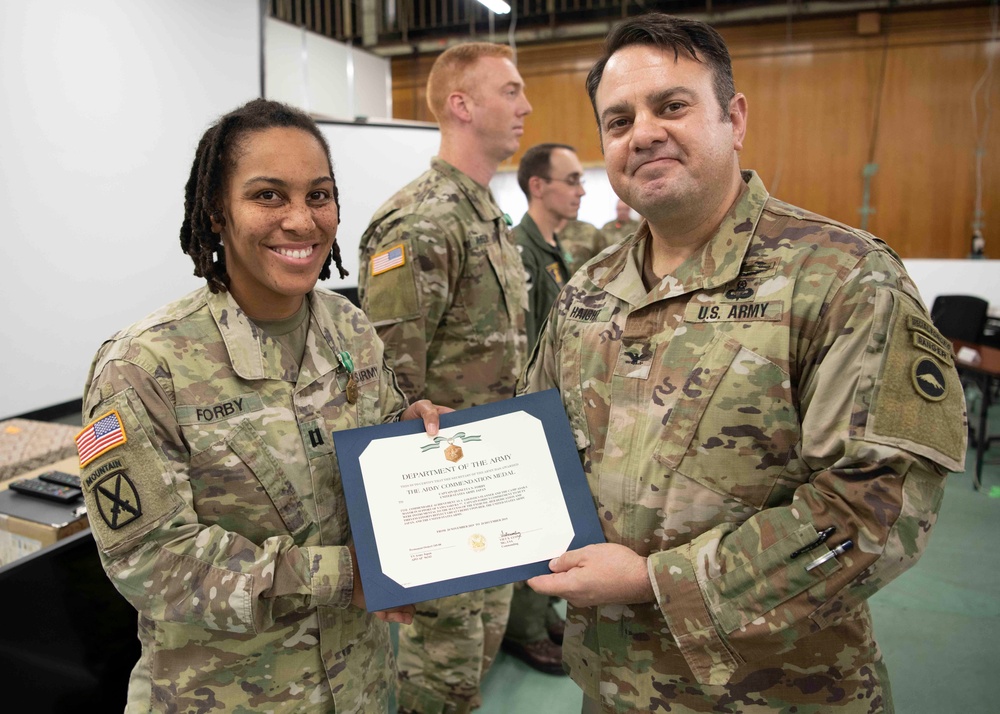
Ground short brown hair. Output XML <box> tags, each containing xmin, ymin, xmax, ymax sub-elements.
<box><xmin>586</xmin><ymin>13</ymin><xmax>735</xmax><ymax>128</ymax></box>
<box><xmin>517</xmin><ymin>143</ymin><xmax>575</xmax><ymax>198</ymax></box>
<box><xmin>426</xmin><ymin>42</ymin><xmax>514</xmax><ymax>122</ymax></box>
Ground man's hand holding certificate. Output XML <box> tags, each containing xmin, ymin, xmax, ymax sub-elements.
<box><xmin>333</xmin><ymin>389</ymin><xmax>605</xmax><ymax>611</ymax></box>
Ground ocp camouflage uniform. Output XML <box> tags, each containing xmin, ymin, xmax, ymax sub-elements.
<box><xmin>78</xmin><ymin>286</ymin><xmax>407</xmax><ymax>714</ymax></box>
<box><xmin>560</xmin><ymin>219</ymin><xmax>610</xmax><ymax>275</ymax></box>
<box><xmin>358</xmin><ymin>157</ymin><xmax>528</xmax><ymax>714</ymax></box>
<box><xmin>520</xmin><ymin>171</ymin><xmax>967</xmax><ymax>713</ymax></box>
<box><xmin>599</xmin><ymin>217</ymin><xmax>639</xmax><ymax>249</ymax></box>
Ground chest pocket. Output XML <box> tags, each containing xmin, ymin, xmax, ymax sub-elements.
<box><xmin>556</xmin><ymin>322</ymin><xmax>606</xmax><ymax>453</ymax></box>
<box><xmin>187</xmin><ymin>419</ymin><xmax>311</xmax><ymax>544</ymax></box>
<box><xmin>654</xmin><ymin>333</ymin><xmax>801</xmax><ymax>510</ymax></box>
<box><xmin>457</xmin><ymin>228</ymin><xmax>522</xmax><ymax>328</ymax></box>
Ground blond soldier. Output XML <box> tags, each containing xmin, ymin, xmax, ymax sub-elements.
<box><xmin>358</xmin><ymin>43</ymin><xmax>531</xmax><ymax>714</ymax></box>
<box><xmin>524</xmin><ymin>15</ymin><xmax>966</xmax><ymax>713</ymax></box>
<box><xmin>600</xmin><ymin>198</ymin><xmax>640</xmax><ymax>245</ymax></box>
<box><xmin>76</xmin><ymin>99</ymin><xmax>445</xmax><ymax>713</ymax></box>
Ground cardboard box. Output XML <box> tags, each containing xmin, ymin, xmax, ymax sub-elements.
<box><xmin>0</xmin><ymin>456</ymin><xmax>88</xmax><ymax>566</ymax></box>
<box><xmin>0</xmin><ymin>418</ymin><xmax>80</xmax><ymax>482</ymax></box>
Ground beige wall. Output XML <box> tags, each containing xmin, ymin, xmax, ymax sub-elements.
<box><xmin>391</xmin><ymin>6</ymin><xmax>1000</xmax><ymax>259</ymax></box>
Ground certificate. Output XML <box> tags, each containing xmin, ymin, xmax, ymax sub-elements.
<box><xmin>333</xmin><ymin>389</ymin><xmax>605</xmax><ymax>611</ymax></box>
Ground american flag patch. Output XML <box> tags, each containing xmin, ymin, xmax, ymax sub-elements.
<box><xmin>371</xmin><ymin>245</ymin><xmax>405</xmax><ymax>276</ymax></box>
<box><xmin>76</xmin><ymin>410</ymin><xmax>127</xmax><ymax>467</ymax></box>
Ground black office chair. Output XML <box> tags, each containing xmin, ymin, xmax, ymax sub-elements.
<box><xmin>930</xmin><ymin>294</ymin><xmax>991</xmax><ymax>451</ymax></box>
<box><xmin>930</xmin><ymin>294</ymin><xmax>989</xmax><ymax>342</ymax></box>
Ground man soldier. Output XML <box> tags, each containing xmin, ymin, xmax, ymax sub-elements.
<box><xmin>558</xmin><ymin>218</ymin><xmax>609</xmax><ymax>276</ymax></box>
<box><xmin>600</xmin><ymin>198</ymin><xmax>640</xmax><ymax>244</ymax></box>
<box><xmin>358</xmin><ymin>42</ymin><xmax>531</xmax><ymax>714</ymax></box>
<box><xmin>500</xmin><ymin>142</ymin><xmax>591</xmax><ymax>676</ymax></box>
<box><xmin>524</xmin><ymin>14</ymin><xmax>966</xmax><ymax>713</ymax></box>
<box><xmin>513</xmin><ymin>142</ymin><xmax>587</xmax><ymax>346</ymax></box>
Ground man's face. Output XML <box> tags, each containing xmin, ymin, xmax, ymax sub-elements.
<box><xmin>537</xmin><ymin>148</ymin><xmax>586</xmax><ymax>222</ymax></box>
<box><xmin>594</xmin><ymin>45</ymin><xmax>745</xmax><ymax>222</ymax></box>
<box><xmin>465</xmin><ymin>56</ymin><xmax>532</xmax><ymax>162</ymax></box>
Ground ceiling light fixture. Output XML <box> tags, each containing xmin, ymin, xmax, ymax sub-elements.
<box><xmin>475</xmin><ymin>0</ymin><xmax>511</xmax><ymax>15</ymax></box>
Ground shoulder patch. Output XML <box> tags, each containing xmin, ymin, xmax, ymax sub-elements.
<box><xmin>75</xmin><ymin>410</ymin><xmax>127</xmax><ymax>467</ymax></box>
<box><xmin>371</xmin><ymin>244</ymin><xmax>406</xmax><ymax>276</ymax></box>
<box><xmin>863</xmin><ymin>288</ymin><xmax>966</xmax><ymax>471</ymax></box>
<box><xmin>911</xmin><ymin>358</ymin><xmax>947</xmax><ymax>401</ymax></box>
<box><xmin>93</xmin><ymin>469</ymin><xmax>142</xmax><ymax>530</ymax></box>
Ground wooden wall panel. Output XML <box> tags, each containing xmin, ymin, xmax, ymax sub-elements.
<box><xmin>391</xmin><ymin>6</ymin><xmax>1000</xmax><ymax>258</ymax></box>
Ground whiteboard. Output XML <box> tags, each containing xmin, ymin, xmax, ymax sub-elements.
<box><xmin>317</xmin><ymin>121</ymin><xmax>441</xmax><ymax>290</ymax></box>
<box><xmin>0</xmin><ymin>0</ymin><xmax>260</xmax><ymax>419</ymax></box>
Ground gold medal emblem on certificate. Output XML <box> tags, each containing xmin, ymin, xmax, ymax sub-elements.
<box><xmin>444</xmin><ymin>442</ymin><xmax>463</xmax><ymax>462</ymax></box>
<box><xmin>421</xmin><ymin>431</ymin><xmax>482</xmax><ymax>462</ymax></box>
<box><xmin>468</xmin><ymin>533</ymin><xmax>487</xmax><ymax>552</ymax></box>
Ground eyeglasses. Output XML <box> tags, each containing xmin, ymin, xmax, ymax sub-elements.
<box><xmin>543</xmin><ymin>176</ymin><xmax>586</xmax><ymax>188</ymax></box>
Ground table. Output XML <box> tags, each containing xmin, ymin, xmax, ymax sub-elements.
<box><xmin>952</xmin><ymin>340</ymin><xmax>1000</xmax><ymax>490</ymax></box>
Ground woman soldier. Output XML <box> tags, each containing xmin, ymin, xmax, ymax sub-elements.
<box><xmin>76</xmin><ymin>98</ymin><xmax>438</xmax><ymax>712</ymax></box>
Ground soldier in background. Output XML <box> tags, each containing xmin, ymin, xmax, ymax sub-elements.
<box><xmin>558</xmin><ymin>218</ymin><xmax>609</xmax><ymax>275</ymax></box>
<box><xmin>501</xmin><ymin>142</ymin><xmax>592</xmax><ymax>676</ymax></box>
<box><xmin>524</xmin><ymin>14</ymin><xmax>966</xmax><ymax>713</ymax></box>
<box><xmin>513</xmin><ymin>142</ymin><xmax>586</xmax><ymax>348</ymax></box>
<box><xmin>600</xmin><ymin>198</ymin><xmax>640</xmax><ymax>245</ymax></box>
<box><xmin>358</xmin><ymin>42</ymin><xmax>531</xmax><ymax>714</ymax></box>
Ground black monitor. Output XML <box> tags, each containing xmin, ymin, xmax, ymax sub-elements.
<box><xmin>0</xmin><ymin>529</ymin><xmax>139</xmax><ymax>711</ymax></box>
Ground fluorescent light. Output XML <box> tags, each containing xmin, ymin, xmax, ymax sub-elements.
<box><xmin>476</xmin><ymin>0</ymin><xmax>511</xmax><ymax>14</ymax></box>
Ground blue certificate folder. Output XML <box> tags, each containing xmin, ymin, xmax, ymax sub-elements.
<box><xmin>332</xmin><ymin>389</ymin><xmax>605</xmax><ymax>611</ymax></box>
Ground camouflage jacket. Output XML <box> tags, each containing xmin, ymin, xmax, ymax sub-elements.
<box><xmin>79</xmin><ymin>286</ymin><xmax>407</xmax><ymax>714</ymax></box>
<box><xmin>513</xmin><ymin>212</ymin><xmax>571</xmax><ymax>348</ymax></box>
<box><xmin>560</xmin><ymin>219</ymin><xmax>610</xmax><ymax>276</ymax></box>
<box><xmin>521</xmin><ymin>172</ymin><xmax>966</xmax><ymax>712</ymax></box>
<box><xmin>600</xmin><ymin>217</ymin><xmax>639</xmax><ymax>248</ymax></box>
<box><xmin>358</xmin><ymin>158</ymin><xmax>527</xmax><ymax>407</ymax></box>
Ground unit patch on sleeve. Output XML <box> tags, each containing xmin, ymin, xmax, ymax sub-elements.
<box><xmin>911</xmin><ymin>357</ymin><xmax>947</xmax><ymax>401</ymax></box>
<box><xmin>371</xmin><ymin>244</ymin><xmax>405</xmax><ymax>276</ymax></box>
<box><xmin>93</xmin><ymin>469</ymin><xmax>142</xmax><ymax>530</ymax></box>
<box><xmin>75</xmin><ymin>410</ymin><xmax>127</xmax><ymax>467</ymax></box>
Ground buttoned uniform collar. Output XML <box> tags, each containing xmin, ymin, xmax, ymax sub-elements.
<box><xmin>431</xmin><ymin>157</ymin><xmax>504</xmax><ymax>223</ymax></box>
<box><xmin>586</xmin><ymin>170</ymin><xmax>768</xmax><ymax>308</ymax></box>
<box><xmin>206</xmin><ymin>288</ymin><xmax>342</xmax><ymax>386</ymax></box>
<box><xmin>517</xmin><ymin>213</ymin><xmax>565</xmax><ymax>260</ymax></box>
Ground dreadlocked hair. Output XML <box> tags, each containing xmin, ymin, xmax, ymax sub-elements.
<box><xmin>179</xmin><ymin>98</ymin><xmax>348</xmax><ymax>293</ymax></box>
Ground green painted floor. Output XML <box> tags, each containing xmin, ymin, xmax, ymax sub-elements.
<box><xmin>475</xmin><ymin>407</ymin><xmax>1000</xmax><ymax>714</ymax></box>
